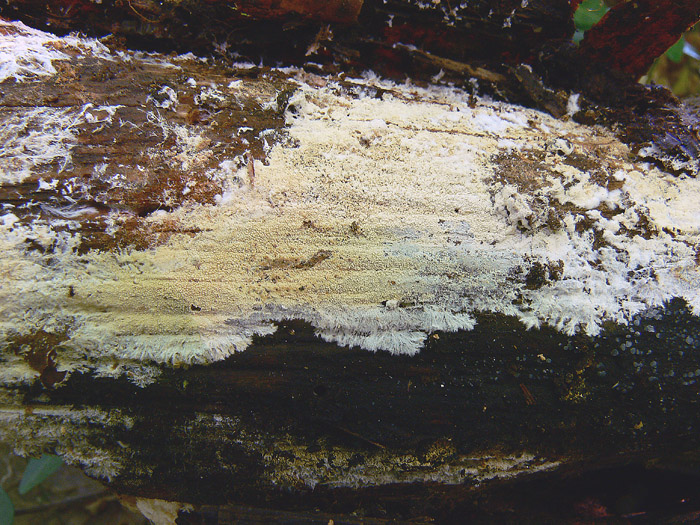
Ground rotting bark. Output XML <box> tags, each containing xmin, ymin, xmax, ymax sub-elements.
<box><xmin>578</xmin><ymin>0</ymin><xmax>700</xmax><ymax>79</ymax></box>
<box><xmin>3</xmin><ymin>0</ymin><xmax>700</xmax><ymax>175</ymax></box>
<box><xmin>2</xmin><ymin>9</ymin><xmax>700</xmax><ymax>525</ymax></box>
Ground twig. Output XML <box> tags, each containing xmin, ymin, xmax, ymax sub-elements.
<box><xmin>127</xmin><ymin>0</ymin><xmax>159</xmax><ymax>24</ymax></box>
<box><xmin>14</xmin><ymin>490</ymin><xmax>111</xmax><ymax>516</ymax></box>
<box><xmin>335</xmin><ymin>426</ymin><xmax>386</xmax><ymax>449</ymax></box>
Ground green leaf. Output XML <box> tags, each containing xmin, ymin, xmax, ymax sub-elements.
<box><xmin>0</xmin><ymin>486</ymin><xmax>13</xmax><ymax>525</ymax></box>
<box><xmin>18</xmin><ymin>454</ymin><xmax>63</xmax><ymax>495</ymax></box>
<box><xmin>666</xmin><ymin>37</ymin><xmax>685</xmax><ymax>63</ymax></box>
<box><xmin>573</xmin><ymin>0</ymin><xmax>609</xmax><ymax>33</ymax></box>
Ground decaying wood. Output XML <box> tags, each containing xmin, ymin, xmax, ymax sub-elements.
<box><xmin>577</xmin><ymin>0</ymin><xmax>700</xmax><ymax>79</ymax></box>
<box><xmin>4</xmin><ymin>0</ymin><xmax>700</xmax><ymax>175</ymax></box>
<box><xmin>1</xmin><ymin>10</ymin><xmax>700</xmax><ymax>523</ymax></box>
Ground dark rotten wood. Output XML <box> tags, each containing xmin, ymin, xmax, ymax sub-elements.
<box><xmin>8</xmin><ymin>312</ymin><xmax>700</xmax><ymax>521</ymax></box>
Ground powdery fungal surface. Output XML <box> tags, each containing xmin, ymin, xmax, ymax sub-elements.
<box><xmin>164</xmin><ymin>413</ymin><xmax>560</xmax><ymax>490</ymax></box>
<box><xmin>1</xmin><ymin>23</ymin><xmax>700</xmax><ymax>381</ymax></box>
<box><xmin>0</xmin><ymin>406</ymin><xmax>129</xmax><ymax>480</ymax></box>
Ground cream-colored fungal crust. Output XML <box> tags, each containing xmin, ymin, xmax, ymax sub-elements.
<box><xmin>203</xmin><ymin>414</ymin><xmax>560</xmax><ymax>489</ymax></box>
<box><xmin>0</xmin><ymin>406</ymin><xmax>129</xmax><ymax>480</ymax></box>
<box><xmin>1</xmin><ymin>23</ymin><xmax>700</xmax><ymax>382</ymax></box>
<box><xmin>0</xmin><ymin>406</ymin><xmax>559</xmax><ymax>489</ymax></box>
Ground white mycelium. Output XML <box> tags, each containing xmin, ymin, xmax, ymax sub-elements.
<box><xmin>1</xmin><ymin>22</ymin><xmax>699</xmax><ymax>384</ymax></box>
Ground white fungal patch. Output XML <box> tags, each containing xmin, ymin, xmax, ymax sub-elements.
<box><xmin>0</xmin><ymin>104</ymin><xmax>122</xmax><ymax>184</ymax></box>
<box><xmin>1</xmin><ymin>26</ymin><xmax>700</xmax><ymax>377</ymax></box>
<box><xmin>566</xmin><ymin>93</ymin><xmax>581</xmax><ymax>115</ymax></box>
<box><xmin>194</xmin><ymin>86</ymin><xmax>226</xmax><ymax>105</ymax></box>
<box><xmin>0</xmin><ymin>406</ymin><xmax>128</xmax><ymax>481</ymax></box>
<box><xmin>147</xmin><ymin>85</ymin><xmax>178</xmax><ymax>109</ymax></box>
<box><xmin>145</xmin><ymin>110</ymin><xmax>213</xmax><ymax>171</ymax></box>
<box><xmin>0</xmin><ymin>19</ymin><xmax>111</xmax><ymax>82</ymax></box>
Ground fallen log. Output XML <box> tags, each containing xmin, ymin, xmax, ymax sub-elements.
<box><xmin>1</xmin><ymin>11</ymin><xmax>700</xmax><ymax>523</ymax></box>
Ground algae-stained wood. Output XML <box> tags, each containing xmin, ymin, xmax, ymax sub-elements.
<box><xmin>1</xmin><ymin>19</ymin><xmax>700</xmax><ymax>519</ymax></box>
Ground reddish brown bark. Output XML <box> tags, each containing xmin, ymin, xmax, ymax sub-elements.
<box><xmin>2</xmin><ymin>1</ymin><xmax>699</xmax><ymax>173</ymax></box>
<box><xmin>579</xmin><ymin>0</ymin><xmax>700</xmax><ymax>79</ymax></box>
<box><xmin>12</xmin><ymin>0</ymin><xmax>363</xmax><ymax>25</ymax></box>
